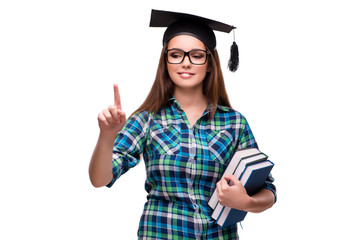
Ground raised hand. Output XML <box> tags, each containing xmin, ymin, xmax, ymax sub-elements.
<box><xmin>97</xmin><ymin>84</ymin><xmax>127</xmax><ymax>136</ymax></box>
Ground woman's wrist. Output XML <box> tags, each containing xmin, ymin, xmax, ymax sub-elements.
<box><xmin>243</xmin><ymin>197</ymin><xmax>257</xmax><ymax>212</ymax></box>
<box><xmin>99</xmin><ymin>130</ymin><xmax>118</xmax><ymax>144</ymax></box>
<box><xmin>242</xmin><ymin>189</ymin><xmax>275</xmax><ymax>213</ymax></box>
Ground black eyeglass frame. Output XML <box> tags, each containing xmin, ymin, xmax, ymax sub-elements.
<box><xmin>165</xmin><ymin>48</ymin><xmax>210</xmax><ymax>65</ymax></box>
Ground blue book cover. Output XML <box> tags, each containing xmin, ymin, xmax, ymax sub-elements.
<box><xmin>216</xmin><ymin>160</ymin><xmax>274</xmax><ymax>228</ymax></box>
<box><xmin>208</xmin><ymin>148</ymin><xmax>263</xmax><ymax>209</ymax></box>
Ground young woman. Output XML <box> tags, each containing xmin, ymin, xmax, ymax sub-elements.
<box><xmin>89</xmin><ymin>9</ymin><xmax>276</xmax><ymax>239</ymax></box>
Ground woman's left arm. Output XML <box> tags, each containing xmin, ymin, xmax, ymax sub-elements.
<box><xmin>216</xmin><ymin>175</ymin><xmax>275</xmax><ymax>213</ymax></box>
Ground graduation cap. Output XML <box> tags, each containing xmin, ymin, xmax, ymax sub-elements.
<box><xmin>150</xmin><ymin>9</ymin><xmax>239</xmax><ymax>72</ymax></box>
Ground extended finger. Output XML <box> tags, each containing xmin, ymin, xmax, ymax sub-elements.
<box><xmin>113</xmin><ymin>83</ymin><xmax>122</xmax><ymax>110</ymax></box>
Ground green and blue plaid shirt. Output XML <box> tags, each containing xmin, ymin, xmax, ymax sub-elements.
<box><xmin>108</xmin><ymin>98</ymin><xmax>276</xmax><ymax>239</ymax></box>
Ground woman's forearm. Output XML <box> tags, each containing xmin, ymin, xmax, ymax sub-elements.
<box><xmin>89</xmin><ymin>84</ymin><xmax>127</xmax><ymax>187</ymax></box>
<box><xmin>89</xmin><ymin>133</ymin><xmax>115</xmax><ymax>188</ymax></box>
<box><xmin>245</xmin><ymin>189</ymin><xmax>275</xmax><ymax>213</ymax></box>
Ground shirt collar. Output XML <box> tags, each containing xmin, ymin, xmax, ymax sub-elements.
<box><xmin>168</xmin><ymin>97</ymin><xmax>230</xmax><ymax>114</ymax></box>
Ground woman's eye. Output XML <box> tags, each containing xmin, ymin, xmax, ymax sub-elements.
<box><xmin>171</xmin><ymin>54</ymin><xmax>181</xmax><ymax>58</ymax></box>
<box><xmin>170</xmin><ymin>52</ymin><xmax>183</xmax><ymax>58</ymax></box>
<box><xmin>192</xmin><ymin>54</ymin><xmax>205</xmax><ymax>59</ymax></box>
<box><xmin>193</xmin><ymin>55</ymin><xmax>203</xmax><ymax>59</ymax></box>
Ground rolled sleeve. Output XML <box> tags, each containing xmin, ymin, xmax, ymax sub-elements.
<box><xmin>262</xmin><ymin>173</ymin><xmax>277</xmax><ymax>203</ymax></box>
<box><xmin>106</xmin><ymin>112</ymin><xmax>149</xmax><ymax>188</ymax></box>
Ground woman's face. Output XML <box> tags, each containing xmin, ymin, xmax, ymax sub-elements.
<box><xmin>166</xmin><ymin>35</ymin><xmax>209</xmax><ymax>91</ymax></box>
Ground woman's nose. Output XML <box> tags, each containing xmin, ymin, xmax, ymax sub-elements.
<box><xmin>182</xmin><ymin>55</ymin><xmax>192</xmax><ymax>66</ymax></box>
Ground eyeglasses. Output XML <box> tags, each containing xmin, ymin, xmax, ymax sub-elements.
<box><xmin>165</xmin><ymin>48</ymin><xmax>210</xmax><ymax>65</ymax></box>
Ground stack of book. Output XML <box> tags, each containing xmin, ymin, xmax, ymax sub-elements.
<box><xmin>208</xmin><ymin>148</ymin><xmax>274</xmax><ymax>228</ymax></box>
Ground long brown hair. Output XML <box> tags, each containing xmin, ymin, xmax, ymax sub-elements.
<box><xmin>132</xmin><ymin>44</ymin><xmax>232</xmax><ymax>119</ymax></box>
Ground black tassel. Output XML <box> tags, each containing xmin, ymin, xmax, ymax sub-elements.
<box><xmin>228</xmin><ymin>41</ymin><xmax>239</xmax><ymax>72</ymax></box>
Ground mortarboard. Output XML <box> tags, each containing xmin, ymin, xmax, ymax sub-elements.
<box><xmin>149</xmin><ymin>9</ymin><xmax>239</xmax><ymax>72</ymax></box>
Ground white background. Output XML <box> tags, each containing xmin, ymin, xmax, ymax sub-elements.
<box><xmin>1</xmin><ymin>0</ymin><xmax>359</xmax><ymax>239</ymax></box>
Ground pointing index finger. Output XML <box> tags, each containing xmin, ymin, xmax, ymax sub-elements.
<box><xmin>113</xmin><ymin>83</ymin><xmax>122</xmax><ymax>110</ymax></box>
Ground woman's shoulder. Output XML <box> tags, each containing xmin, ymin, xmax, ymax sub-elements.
<box><xmin>127</xmin><ymin>110</ymin><xmax>152</xmax><ymax>125</ymax></box>
<box><xmin>217</xmin><ymin>105</ymin><xmax>245</xmax><ymax>117</ymax></box>
<box><xmin>214</xmin><ymin>105</ymin><xmax>251</xmax><ymax>126</ymax></box>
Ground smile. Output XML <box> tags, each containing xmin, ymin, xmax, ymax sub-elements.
<box><xmin>178</xmin><ymin>72</ymin><xmax>195</xmax><ymax>78</ymax></box>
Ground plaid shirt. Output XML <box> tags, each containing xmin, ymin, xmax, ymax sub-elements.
<box><xmin>108</xmin><ymin>98</ymin><xmax>276</xmax><ymax>239</ymax></box>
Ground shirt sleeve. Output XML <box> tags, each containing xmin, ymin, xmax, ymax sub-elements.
<box><xmin>263</xmin><ymin>173</ymin><xmax>277</xmax><ymax>203</ymax></box>
<box><xmin>106</xmin><ymin>111</ymin><xmax>149</xmax><ymax>188</ymax></box>
<box><xmin>237</xmin><ymin>115</ymin><xmax>258</xmax><ymax>150</ymax></box>
<box><xmin>237</xmin><ymin>114</ymin><xmax>277</xmax><ymax>202</ymax></box>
